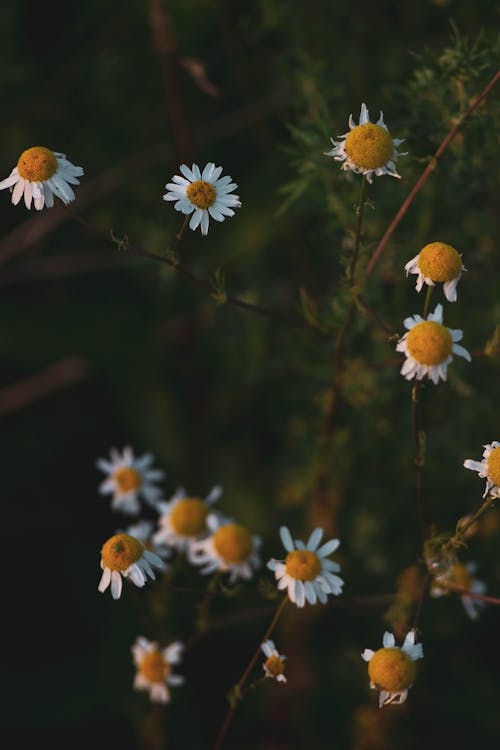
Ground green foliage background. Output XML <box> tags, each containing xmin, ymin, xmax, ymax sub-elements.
<box><xmin>0</xmin><ymin>1</ymin><xmax>498</xmax><ymax>749</ymax></box>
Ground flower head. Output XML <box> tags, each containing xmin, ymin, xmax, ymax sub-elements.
<box><xmin>0</xmin><ymin>147</ymin><xmax>83</xmax><ymax>210</ymax></box>
<box><xmin>267</xmin><ymin>527</ymin><xmax>343</xmax><ymax>608</ymax></box>
<box><xmin>261</xmin><ymin>640</ymin><xmax>287</xmax><ymax>683</ymax></box>
<box><xmin>325</xmin><ymin>103</ymin><xmax>405</xmax><ymax>183</ymax></box>
<box><xmin>430</xmin><ymin>561</ymin><xmax>487</xmax><ymax>620</ymax></box>
<box><xmin>396</xmin><ymin>303</ymin><xmax>471</xmax><ymax>383</ymax></box>
<box><xmin>132</xmin><ymin>637</ymin><xmax>184</xmax><ymax>704</ymax></box>
<box><xmin>361</xmin><ymin>631</ymin><xmax>423</xmax><ymax>707</ymax></box>
<box><xmin>96</xmin><ymin>446</ymin><xmax>165</xmax><ymax>514</ymax></box>
<box><xmin>189</xmin><ymin>514</ymin><xmax>261</xmax><ymax>583</ymax></box>
<box><xmin>153</xmin><ymin>485</ymin><xmax>222</xmax><ymax>553</ymax></box>
<box><xmin>98</xmin><ymin>533</ymin><xmax>166</xmax><ymax>599</ymax></box>
<box><xmin>464</xmin><ymin>441</ymin><xmax>500</xmax><ymax>499</ymax></box>
<box><xmin>405</xmin><ymin>242</ymin><xmax>466</xmax><ymax>302</ymax></box>
<box><xmin>163</xmin><ymin>162</ymin><xmax>241</xmax><ymax>235</ymax></box>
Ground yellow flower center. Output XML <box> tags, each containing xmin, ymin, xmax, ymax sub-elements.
<box><xmin>170</xmin><ymin>498</ymin><xmax>209</xmax><ymax>537</ymax></box>
<box><xmin>417</xmin><ymin>242</ymin><xmax>462</xmax><ymax>282</ymax></box>
<box><xmin>285</xmin><ymin>549</ymin><xmax>322</xmax><ymax>581</ymax></box>
<box><xmin>101</xmin><ymin>534</ymin><xmax>144</xmax><ymax>571</ymax></box>
<box><xmin>113</xmin><ymin>467</ymin><xmax>142</xmax><ymax>493</ymax></box>
<box><xmin>487</xmin><ymin>447</ymin><xmax>500</xmax><ymax>486</ymax></box>
<box><xmin>186</xmin><ymin>180</ymin><xmax>216</xmax><ymax>209</ymax></box>
<box><xmin>406</xmin><ymin>321</ymin><xmax>452</xmax><ymax>366</ymax></box>
<box><xmin>213</xmin><ymin>523</ymin><xmax>253</xmax><ymax>564</ymax></box>
<box><xmin>139</xmin><ymin>650</ymin><xmax>170</xmax><ymax>683</ymax></box>
<box><xmin>344</xmin><ymin>124</ymin><xmax>394</xmax><ymax>169</ymax></box>
<box><xmin>265</xmin><ymin>655</ymin><xmax>286</xmax><ymax>678</ymax></box>
<box><xmin>17</xmin><ymin>146</ymin><xmax>58</xmax><ymax>182</ymax></box>
<box><xmin>368</xmin><ymin>648</ymin><xmax>416</xmax><ymax>693</ymax></box>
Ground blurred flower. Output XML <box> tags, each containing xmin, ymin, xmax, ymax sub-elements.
<box><xmin>396</xmin><ymin>303</ymin><xmax>471</xmax><ymax>383</ymax></box>
<box><xmin>189</xmin><ymin>514</ymin><xmax>261</xmax><ymax>583</ymax></box>
<box><xmin>430</xmin><ymin>561</ymin><xmax>487</xmax><ymax>620</ymax></box>
<box><xmin>0</xmin><ymin>146</ymin><xmax>83</xmax><ymax>210</ymax></box>
<box><xmin>361</xmin><ymin>631</ymin><xmax>423</xmax><ymax>707</ymax></box>
<box><xmin>163</xmin><ymin>162</ymin><xmax>241</xmax><ymax>235</ymax></box>
<box><xmin>98</xmin><ymin>533</ymin><xmax>166</xmax><ymax>599</ymax></box>
<box><xmin>122</xmin><ymin>520</ymin><xmax>171</xmax><ymax>561</ymax></box>
<box><xmin>405</xmin><ymin>242</ymin><xmax>466</xmax><ymax>302</ymax></box>
<box><xmin>153</xmin><ymin>485</ymin><xmax>222</xmax><ymax>554</ymax></box>
<box><xmin>267</xmin><ymin>527</ymin><xmax>343</xmax><ymax>608</ymax></box>
<box><xmin>261</xmin><ymin>639</ymin><xmax>287</xmax><ymax>683</ymax></box>
<box><xmin>325</xmin><ymin>103</ymin><xmax>405</xmax><ymax>183</ymax></box>
<box><xmin>96</xmin><ymin>446</ymin><xmax>165</xmax><ymax>514</ymax></box>
<box><xmin>132</xmin><ymin>637</ymin><xmax>184</xmax><ymax>704</ymax></box>
<box><xmin>464</xmin><ymin>441</ymin><xmax>500</xmax><ymax>499</ymax></box>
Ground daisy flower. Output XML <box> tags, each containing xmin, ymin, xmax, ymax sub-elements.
<box><xmin>261</xmin><ymin>639</ymin><xmax>287</xmax><ymax>683</ymax></box>
<box><xmin>189</xmin><ymin>514</ymin><xmax>261</xmax><ymax>584</ymax></box>
<box><xmin>464</xmin><ymin>441</ymin><xmax>500</xmax><ymax>499</ymax></box>
<box><xmin>132</xmin><ymin>637</ymin><xmax>184</xmax><ymax>704</ymax></box>
<box><xmin>122</xmin><ymin>520</ymin><xmax>172</xmax><ymax>562</ymax></box>
<box><xmin>96</xmin><ymin>446</ymin><xmax>165</xmax><ymax>514</ymax></box>
<box><xmin>163</xmin><ymin>162</ymin><xmax>241</xmax><ymax>235</ymax></box>
<box><xmin>0</xmin><ymin>146</ymin><xmax>83</xmax><ymax>210</ymax></box>
<box><xmin>267</xmin><ymin>527</ymin><xmax>344</xmax><ymax>608</ymax></box>
<box><xmin>153</xmin><ymin>485</ymin><xmax>222</xmax><ymax>554</ymax></box>
<box><xmin>98</xmin><ymin>533</ymin><xmax>167</xmax><ymax>600</ymax></box>
<box><xmin>396</xmin><ymin>303</ymin><xmax>471</xmax><ymax>384</ymax></box>
<box><xmin>325</xmin><ymin>103</ymin><xmax>405</xmax><ymax>183</ymax></box>
<box><xmin>405</xmin><ymin>242</ymin><xmax>466</xmax><ymax>303</ymax></box>
<box><xmin>430</xmin><ymin>561</ymin><xmax>487</xmax><ymax>620</ymax></box>
<box><xmin>361</xmin><ymin>631</ymin><xmax>423</xmax><ymax>708</ymax></box>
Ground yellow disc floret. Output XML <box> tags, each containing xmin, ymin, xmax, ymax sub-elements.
<box><xmin>344</xmin><ymin>124</ymin><xmax>394</xmax><ymax>169</ymax></box>
<box><xmin>487</xmin><ymin>447</ymin><xmax>500</xmax><ymax>486</ymax></box>
<box><xmin>285</xmin><ymin>549</ymin><xmax>322</xmax><ymax>581</ymax></box>
<box><xmin>406</xmin><ymin>321</ymin><xmax>452</xmax><ymax>366</ymax></box>
<box><xmin>139</xmin><ymin>650</ymin><xmax>170</xmax><ymax>683</ymax></box>
<box><xmin>113</xmin><ymin>467</ymin><xmax>142</xmax><ymax>493</ymax></box>
<box><xmin>265</xmin><ymin>655</ymin><xmax>286</xmax><ymax>678</ymax></box>
<box><xmin>368</xmin><ymin>648</ymin><xmax>416</xmax><ymax>693</ymax></box>
<box><xmin>17</xmin><ymin>146</ymin><xmax>58</xmax><ymax>182</ymax></box>
<box><xmin>101</xmin><ymin>533</ymin><xmax>144</xmax><ymax>571</ymax></box>
<box><xmin>170</xmin><ymin>498</ymin><xmax>209</xmax><ymax>537</ymax></box>
<box><xmin>186</xmin><ymin>180</ymin><xmax>216</xmax><ymax>209</ymax></box>
<box><xmin>417</xmin><ymin>242</ymin><xmax>462</xmax><ymax>282</ymax></box>
<box><xmin>213</xmin><ymin>523</ymin><xmax>253</xmax><ymax>564</ymax></box>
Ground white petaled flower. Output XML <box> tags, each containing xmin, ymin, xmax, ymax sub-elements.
<box><xmin>98</xmin><ymin>533</ymin><xmax>167</xmax><ymax>600</ymax></box>
<box><xmin>123</xmin><ymin>520</ymin><xmax>172</xmax><ymax>562</ymax></box>
<box><xmin>96</xmin><ymin>446</ymin><xmax>165</xmax><ymax>514</ymax></box>
<box><xmin>267</xmin><ymin>527</ymin><xmax>344</xmax><ymax>608</ymax></box>
<box><xmin>361</xmin><ymin>631</ymin><xmax>423</xmax><ymax>708</ymax></box>
<box><xmin>396</xmin><ymin>303</ymin><xmax>471</xmax><ymax>384</ymax></box>
<box><xmin>0</xmin><ymin>146</ymin><xmax>83</xmax><ymax>210</ymax></box>
<box><xmin>163</xmin><ymin>162</ymin><xmax>241</xmax><ymax>235</ymax></box>
<box><xmin>189</xmin><ymin>514</ymin><xmax>261</xmax><ymax>583</ymax></box>
<box><xmin>464</xmin><ymin>441</ymin><xmax>500</xmax><ymax>499</ymax></box>
<box><xmin>325</xmin><ymin>103</ymin><xmax>405</xmax><ymax>183</ymax></box>
<box><xmin>405</xmin><ymin>242</ymin><xmax>466</xmax><ymax>303</ymax></box>
<box><xmin>132</xmin><ymin>637</ymin><xmax>184</xmax><ymax>704</ymax></box>
<box><xmin>261</xmin><ymin>639</ymin><xmax>287</xmax><ymax>683</ymax></box>
<box><xmin>153</xmin><ymin>485</ymin><xmax>222</xmax><ymax>554</ymax></box>
<box><xmin>430</xmin><ymin>561</ymin><xmax>487</xmax><ymax>621</ymax></box>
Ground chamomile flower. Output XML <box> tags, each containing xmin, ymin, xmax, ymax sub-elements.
<box><xmin>98</xmin><ymin>533</ymin><xmax>167</xmax><ymax>600</ymax></box>
<box><xmin>132</xmin><ymin>637</ymin><xmax>184</xmax><ymax>704</ymax></box>
<box><xmin>163</xmin><ymin>162</ymin><xmax>241</xmax><ymax>235</ymax></box>
<box><xmin>405</xmin><ymin>242</ymin><xmax>466</xmax><ymax>302</ymax></box>
<box><xmin>464</xmin><ymin>441</ymin><xmax>500</xmax><ymax>499</ymax></box>
<box><xmin>325</xmin><ymin>103</ymin><xmax>405</xmax><ymax>183</ymax></box>
<box><xmin>267</xmin><ymin>527</ymin><xmax>344</xmax><ymax>608</ymax></box>
<box><xmin>96</xmin><ymin>446</ymin><xmax>165</xmax><ymax>514</ymax></box>
<box><xmin>189</xmin><ymin>514</ymin><xmax>262</xmax><ymax>583</ymax></box>
<box><xmin>123</xmin><ymin>520</ymin><xmax>171</xmax><ymax>562</ymax></box>
<box><xmin>430</xmin><ymin>561</ymin><xmax>487</xmax><ymax>620</ymax></box>
<box><xmin>361</xmin><ymin>631</ymin><xmax>423</xmax><ymax>708</ymax></box>
<box><xmin>396</xmin><ymin>303</ymin><xmax>471</xmax><ymax>384</ymax></box>
<box><xmin>153</xmin><ymin>485</ymin><xmax>222</xmax><ymax>554</ymax></box>
<box><xmin>0</xmin><ymin>146</ymin><xmax>83</xmax><ymax>210</ymax></box>
<box><xmin>261</xmin><ymin>640</ymin><xmax>287</xmax><ymax>683</ymax></box>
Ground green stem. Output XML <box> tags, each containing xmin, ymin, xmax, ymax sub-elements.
<box><xmin>347</xmin><ymin>176</ymin><xmax>368</xmax><ymax>284</ymax></box>
<box><xmin>422</xmin><ymin>285</ymin><xmax>434</xmax><ymax>319</ymax></box>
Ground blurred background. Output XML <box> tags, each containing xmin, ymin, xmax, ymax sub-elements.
<box><xmin>1</xmin><ymin>1</ymin><xmax>499</xmax><ymax>748</ymax></box>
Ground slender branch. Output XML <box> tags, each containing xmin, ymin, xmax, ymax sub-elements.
<box><xmin>355</xmin><ymin>294</ymin><xmax>394</xmax><ymax>337</ymax></box>
<box><xmin>411</xmin><ymin>382</ymin><xmax>428</xmax><ymax>540</ymax></box>
<box><xmin>445</xmin><ymin>586</ymin><xmax>500</xmax><ymax>606</ymax></box>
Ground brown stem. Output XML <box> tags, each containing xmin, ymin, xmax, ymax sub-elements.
<box><xmin>412</xmin><ymin>382</ymin><xmax>428</xmax><ymax>540</ymax></box>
